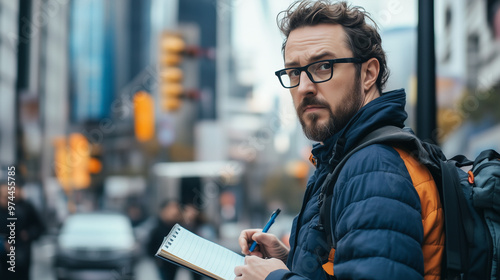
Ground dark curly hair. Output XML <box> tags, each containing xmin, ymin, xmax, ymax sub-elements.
<box><xmin>277</xmin><ymin>0</ymin><xmax>389</xmax><ymax>91</ymax></box>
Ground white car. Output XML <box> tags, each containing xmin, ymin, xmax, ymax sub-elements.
<box><xmin>54</xmin><ymin>212</ymin><xmax>139</xmax><ymax>280</ymax></box>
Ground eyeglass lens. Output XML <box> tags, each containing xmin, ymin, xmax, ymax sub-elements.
<box><xmin>278</xmin><ymin>60</ymin><xmax>333</xmax><ymax>88</ymax></box>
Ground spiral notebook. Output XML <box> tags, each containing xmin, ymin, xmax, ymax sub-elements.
<box><xmin>155</xmin><ymin>223</ymin><xmax>245</xmax><ymax>280</ymax></box>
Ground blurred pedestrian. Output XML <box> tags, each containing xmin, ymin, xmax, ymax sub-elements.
<box><xmin>182</xmin><ymin>203</ymin><xmax>217</xmax><ymax>241</ymax></box>
<box><xmin>0</xmin><ymin>172</ymin><xmax>45</xmax><ymax>280</ymax></box>
<box><xmin>147</xmin><ymin>199</ymin><xmax>182</xmax><ymax>280</ymax></box>
<box><xmin>126</xmin><ymin>199</ymin><xmax>147</xmax><ymax>228</ymax></box>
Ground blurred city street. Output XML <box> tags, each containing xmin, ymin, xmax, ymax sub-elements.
<box><xmin>31</xmin><ymin>236</ymin><xmax>56</xmax><ymax>280</ymax></box>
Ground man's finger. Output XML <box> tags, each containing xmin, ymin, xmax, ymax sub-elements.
<box><xmin>234</xmin><ymin>265</ymin><xmax>243</xmax><ymax>277</ymax></box>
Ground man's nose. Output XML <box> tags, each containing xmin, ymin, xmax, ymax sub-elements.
<box><xmin>296</xmin><ymin>71</ymin><xmax>316</xmax><ymax>96</ymax></box>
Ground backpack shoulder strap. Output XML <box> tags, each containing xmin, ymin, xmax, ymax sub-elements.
<box><xmin>439</xmin><ymin>160</ymin><xmax>472</xmax><ymax>276</ymax></box>
<box><xmin>319</xmin><ymin>126</ymin><xmax>419</xmax><ymax>245</ymax></box>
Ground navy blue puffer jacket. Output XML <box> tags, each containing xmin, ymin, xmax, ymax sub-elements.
<box><xmin>267</xmin><ymin>89</ymin><xmax>424</xmax><ymax>280</ymax></box>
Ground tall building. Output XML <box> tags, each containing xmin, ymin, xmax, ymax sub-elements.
<box><xmin>36</xmin><ymin>0</ymin><xmax>71</xmax><ymax>219</ymax></box>
<box><xmin>69</xmin><ymin>0</ymin><xmax>115</xmax><ymax>122</ymax></box>
<box><xmin>436</xmin><ymin>0</ymin><xmax>500</xmax><ymax>89</ymax></box>
<box><xmin>0</xmin><ymin>1</ymin><xmax>19</xmax><ymax>166</ymax></box>
<box><xmin>0</xmin><ymin>0</ymin><xmax>72</xmax><ymax>222</ymax></box>
<box><xmin>436</xmin><ymin>0</ymin><xmax>500</xmax><ymax>156</ymax></box>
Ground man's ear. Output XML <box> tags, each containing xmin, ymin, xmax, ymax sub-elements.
<box><xmin>362</xmin><ymin>57</ymin><xmax>380</xmax><ymax>92</ymax></box>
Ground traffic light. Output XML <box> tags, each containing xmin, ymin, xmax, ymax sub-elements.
<box><xmin>159</xmin><ymin>32</ymin><xmax>185</xmax><ymax>112</ymax></box>
<box><xmin>69</xmin><ymin>133</ymin><xmax>91</xmax><ymax>189</ymax></box>
<box><xmin>53</xmin><ymin>133</ymin><xmax>102</xmax><ymax>193</ymax></box>
<box><xmin>133</xmin><ymin>91</ymin><xmax>155</xmax><ymax>142</ymax></box>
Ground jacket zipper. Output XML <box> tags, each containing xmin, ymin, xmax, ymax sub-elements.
<box><xmin>290</xmin><ymin>175</ymin><xmax>318</xmax><ymax>264</ymax></box>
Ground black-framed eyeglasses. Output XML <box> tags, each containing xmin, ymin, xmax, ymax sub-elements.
<box><xmin>275</xmin><ymin>58</ymin><xmax>363</xmax><ymax>89</ymax></box>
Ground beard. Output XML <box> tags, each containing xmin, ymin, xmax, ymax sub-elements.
<box><xmin>297</xmin><ymin>75</ymin><xmax>363</xmax><ymax>142</ymax></box>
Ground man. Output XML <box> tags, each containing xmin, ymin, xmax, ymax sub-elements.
<box><xmin>236</xmin><ymin>1</ymin><xmax>444</xmax><ymax>279</ymax></box>
<box><xmin>147</xmin><ymin>199</ymin><xmax>183</xmax><ymax>280</ymax></box>
<box><xmin>0</xmin><ymin>174</ymin><xmax>45</xmax><ymax>280</ymax></box>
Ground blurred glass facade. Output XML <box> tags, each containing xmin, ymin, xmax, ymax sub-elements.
<box><xmin>0</xmin><ymin>1</ymin><xmax>19</xmax><ymax>166</ymax></box>
<box><xmin>69</xmin><ymin>0</ymin><xmax>114</xmax><ymax>122</ymax></box>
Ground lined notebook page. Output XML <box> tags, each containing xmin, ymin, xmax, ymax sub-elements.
<box><xmin>159</xmin><ymin>224</ymin><xmax>244</xmax><ymax>280</ymax></box>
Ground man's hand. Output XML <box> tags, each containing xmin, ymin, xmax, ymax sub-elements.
<box><xmin>234</xmin><ymin>256</ymin><xmax>288</xmax><ymax>279</ymax></box>
<box><xmin>238</xmin><ymin>229</ymin><xmax>289</xmax><ymax>263</ymax></box>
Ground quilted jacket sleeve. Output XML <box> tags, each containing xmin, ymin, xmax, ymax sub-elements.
<box><xmin>332</xmin><ymin>144</ymin><xmax>424</xmax><ymax>280</ymax></box>
<box><xmin>265</xmin><ymin>145</ymin><xmax>424</xmax><ymax>280</ymax></box>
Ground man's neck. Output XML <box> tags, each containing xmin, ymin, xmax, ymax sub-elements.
<box><xmin>363</xmin><ymin>87</ymin><xmax>381</xmax><ymax>107</ymax></box>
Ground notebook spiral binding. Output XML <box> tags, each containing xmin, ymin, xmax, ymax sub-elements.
<box><xmin>165</xmin><ymin>227</ymin><xmax>182</xmax><ymax>249</ymax></box>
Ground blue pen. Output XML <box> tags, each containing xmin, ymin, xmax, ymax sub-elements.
<box><xmin>249</xmin><ymin>208</ymin><xmax>281</xmax><ymax>252</ymax></box>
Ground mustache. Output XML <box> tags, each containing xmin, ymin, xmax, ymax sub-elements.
<box><xmin>297</xmin><ymin>96</ymin><xmax>330</xmax><ymax>113</ymax></box>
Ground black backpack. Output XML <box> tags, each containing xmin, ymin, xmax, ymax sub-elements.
<box><xmin>318</xmin><ymin>126</ymin><xmax>500</xmax><ymax>279</ymax></box>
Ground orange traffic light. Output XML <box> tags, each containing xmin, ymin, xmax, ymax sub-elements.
<box><xmin>159</xmin><ymin>32</ymin><xmax>185</xmax><ymax>112</ymax></box>
<box><xmin>54</xmin><ymin>133</ymin><xmax>96</xmax><ymax>192</ymax></box>
<box><xmin>89</xmin><ymin>158</ymin><xmax>102</xmax><ymax>174</ymax></box>
<box><xmin>133</xmin><ymin>91</ymin><xmax>155</xmax><ymax>142</ymax></box>
<box><xmin>161</xmin><ymin>96</ymin><xmax>182</xmax><ymax>111</ymax></box>
<box><xmin>160</xmin><ymin>52</ymin><xmax>182</xmax><ymax>66</ymax></box>
<box><xmin>160</xmin><ymin>67</ymin><xmax>183</xmax><ymax>82</ymax></box>
<box><xmin>161</xmin><ymin>34</ymin><xmax>186</xmax><ymax>53</ymax></box>
<box><xmin>161</xmin><ymin>84</ymin><xmax>183</xmax><ymax>97</ymax></box>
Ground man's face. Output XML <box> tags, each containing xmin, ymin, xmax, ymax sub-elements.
<box><xmin>160</xmin><ymin>201</ymin><xmax>181</xmax><ymax>223</ymax></box>
<box><xmin>284</xmin><ymin>24</ymin><xmax>364</xmax><ymax>142</ymax></box>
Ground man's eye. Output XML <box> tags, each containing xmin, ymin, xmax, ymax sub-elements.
<box><xmin>287</xmin><ymin>69</ymin><xmax>300</xmax><ymax>78</ymax></box>
<box><xmin>317</xmin><ymin>62</ymin><xmax>332</xmax><ymax>71</ymax></box>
